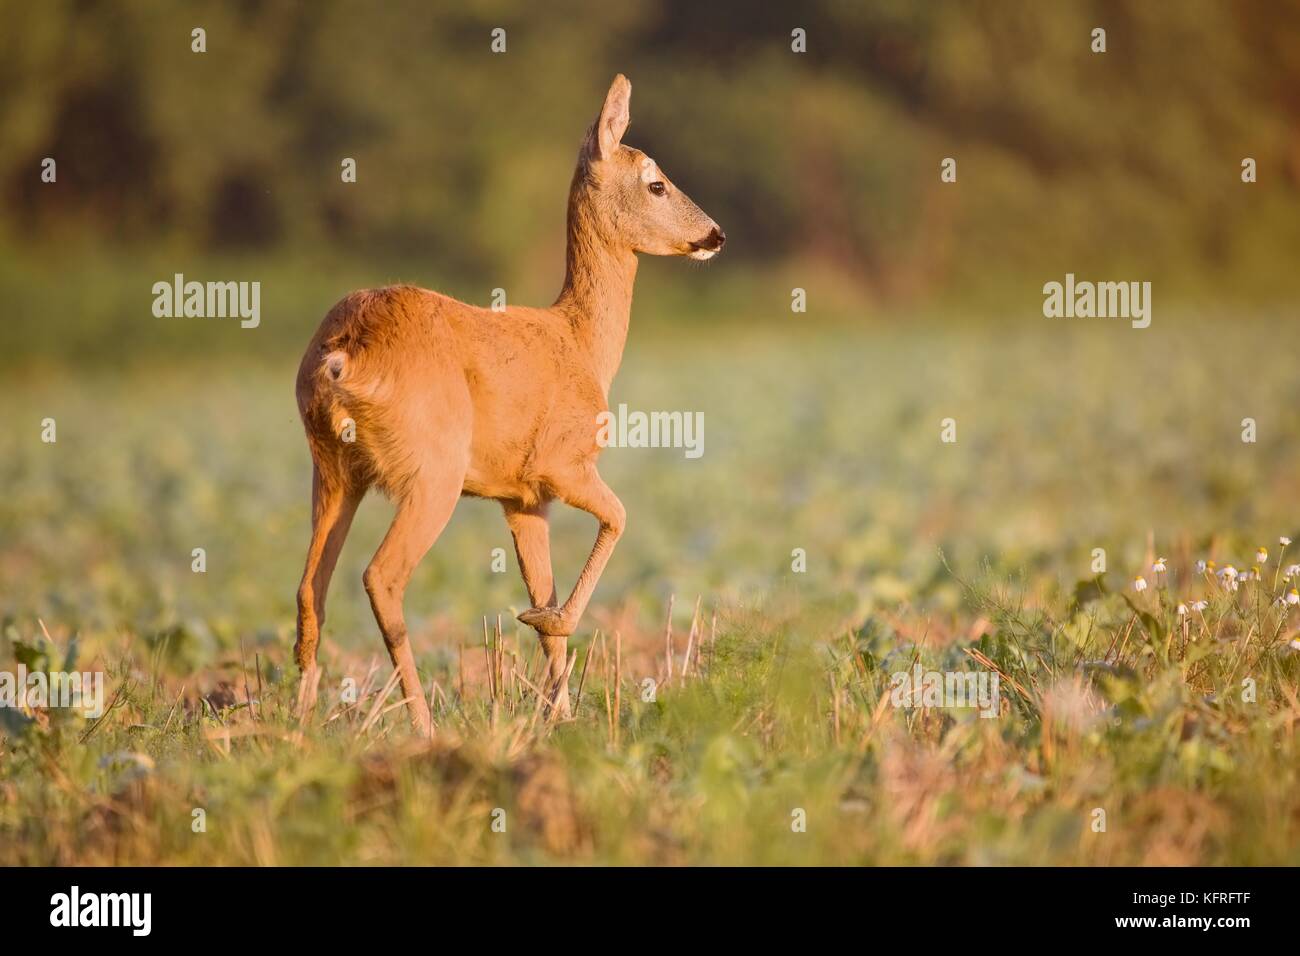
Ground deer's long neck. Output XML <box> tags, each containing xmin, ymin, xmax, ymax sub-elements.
<box><xmin>554</xmin><ymin>180</ymin><xmax>637</xmax><ymax>397</ymax></box>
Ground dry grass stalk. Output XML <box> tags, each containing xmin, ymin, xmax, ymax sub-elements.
<box><xmin>575</xmin><ymin>630</ymin><xmax>599</xmax><ymax>711</ymax></box>
<box><xmin>614</xmin><ymin>630</ymin><xmax>623</xmax><ymax>749</ymax></box>
<box><xmin>664</xmin><ymin>594</ymin><xmax>675</xmax><ymax>681</ymax></box>
<box><xmin>682</xmin><ymin>596</ymin><xmax>701</xmax><ymax>679</ymax></box>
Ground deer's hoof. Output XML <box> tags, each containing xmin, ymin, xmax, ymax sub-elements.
<box><xmin>517</xmin><ymin>606</ymin><xmax>573</xmax><ymax>636</ymax></box>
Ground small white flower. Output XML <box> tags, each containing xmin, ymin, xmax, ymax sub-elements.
<box><xmin>1219</xmin><ymin>565</ymin><xmax>1238</xmax><ymax>581</ymax></box>
<box><xmin>1285</xmin><ymin>564</ymin><xmax>1300</xmax><ymax>581</ymax></box>
<box><xmin>1256</xmin><ymin>547</ymin><xmax>1269</xmax><ymax>564</ymax></box>
<box><xmin>1133</xmin><ymin>576</ymin><xmax>1148</xmax><ymax>593</ymax></box>
<box><xmin>1281</xmin><ymin>536</ymin><xmax>1292</xmax><ymax>547</ymax></box>
<box><xmin>1290</xmin><ymin>637</ymin><xmax>1300</xmax><ymax>652</ymax></box>
<box><xmin>1177</xmin><ymin>603</ymin><xmax>1188</xmax><ymax>615</ymax></box>
<box><xmin>1249</xmin><ymin>566</ymin><xmax>1262</xmax><ymax>581</ymax></box>
<box><xmin>1289</xmin><ymin>589</ymin><xmax>1299</xmax><ymax>606</ymax></box>
<box><xmin>1190</xmin><ymin>600</ymin><xmax>1208</xmax><ymax>612</ymax></box>
<box><xmin>1152</xmin><ymin>557</ymin><xmax>1167</xmax><ymax>574</ymax></box>
<box><xmin>1195</xmin><ymin>559</ymin><xmax>1208</xmax><ymax>573</ymax></box>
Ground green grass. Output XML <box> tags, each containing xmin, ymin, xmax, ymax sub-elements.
<box><xmin>2</xmin><ymin>309</ymin><xmax>1299</xmax><ymax>864</ymax></box>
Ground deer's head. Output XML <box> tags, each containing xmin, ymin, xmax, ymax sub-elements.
<box><xmin>574</xmin><ymin>74</ymin><xmax>725</xmax><ymax>261</ymax></box>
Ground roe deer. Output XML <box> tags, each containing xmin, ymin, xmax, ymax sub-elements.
<box><xmin>294</xmin><ymin>74</ymin><xmax>724</xmax><ymax>734</ymax></box>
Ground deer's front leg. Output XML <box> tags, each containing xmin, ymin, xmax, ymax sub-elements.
<box><xmin>503</xmin><ymin>501</ymin><xmax>571</xmax><ymax>713</ymax></box>
<box><xmin>504</xmin><ymin>501</ymin><xmax>557</xmax><ymax>610</ymax></box>
<box><xmin>517</xmin><ymin>468</ymin><xmax>624</xmax><ymax>681</ymax></box>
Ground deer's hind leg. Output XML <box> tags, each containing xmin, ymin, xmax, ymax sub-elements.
<box><xmin>295</xmin><ymin>465</ymin><xmax>362</xmax><ymax>713</ymax></box>
<box><xmin>363</xmin><ymin>457</ymin><xmax>466</xmax><ymax>736</ymax></box>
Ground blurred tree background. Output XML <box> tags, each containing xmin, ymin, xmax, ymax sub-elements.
<box><xmin>1</xmin><ymin>0</ymin><xmax>1298</xmax><ymax>363</ymax></box>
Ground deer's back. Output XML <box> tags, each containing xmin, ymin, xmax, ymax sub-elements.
<box><xmin>296</xmin><ymin>284</ymin><xmax>607</xmax><ymax>503</ymax></box>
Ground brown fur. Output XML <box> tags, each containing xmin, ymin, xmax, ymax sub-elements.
<box><xmin>293</xmin><ymin>75</ymin><xmax>723</xmax><ymax>733</ymax></box>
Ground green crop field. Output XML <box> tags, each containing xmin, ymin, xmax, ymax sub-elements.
<box><xmin>3</xmin><ymin>300</ymin><xmax>1298</xmax><ymax>865</ymax></box>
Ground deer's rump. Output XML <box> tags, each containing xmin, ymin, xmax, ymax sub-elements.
<box><xmin>295</xmin><ymin>285</ymin><xmax>472</xmax><ymax>499</ymax></box>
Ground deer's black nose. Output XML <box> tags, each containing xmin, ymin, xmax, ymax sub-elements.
<box><xmin>695</xmin><ymin>227</ymin><xmax>726</xmax><ymax>252</ymax></box>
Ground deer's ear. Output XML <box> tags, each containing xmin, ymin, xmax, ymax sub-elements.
<box><xmin>587</xmin><ymin>74</ymin><xmax>631</xmax><ymax>162</ymax></box>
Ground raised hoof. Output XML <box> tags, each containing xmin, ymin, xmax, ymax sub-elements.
<box><xmin>517</xmin><ymin>605</ymin><xmax>573</xmax><ymax>637</ymax></box>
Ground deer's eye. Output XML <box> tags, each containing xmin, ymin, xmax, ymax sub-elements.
<box><xmin>648</xmin><ymin>181</ymin><xmax>667</xmax><ymax>196</ymax></box>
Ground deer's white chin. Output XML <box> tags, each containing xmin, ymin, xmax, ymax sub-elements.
<box><xmin>688</xmin><ymin>248</ymin><xmax>717</xmax><ymax>261</ymax></box>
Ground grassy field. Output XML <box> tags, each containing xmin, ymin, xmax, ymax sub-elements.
<box><xmin>2</xmin><ymin>308</ymin><xmax>1299</xmax><ymax>865</ymax></box>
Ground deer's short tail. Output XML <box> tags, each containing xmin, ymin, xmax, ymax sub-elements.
<box><xmin>316</xmin><ymin>349</ymin><xmax>364</xmax><ymax>454</ymax></box>
<box><xmin>298</xmin><ymin>340</ymin><xmax>425</xmax><ymax>499</ymax></box>
<box><xmin>323</xmin><ymin>350</ymin><xmax>347</xmax><ymax>382</ymax></box>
